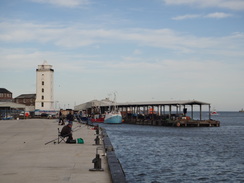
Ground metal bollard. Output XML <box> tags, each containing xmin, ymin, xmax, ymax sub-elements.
<box><xmin>93</xmin><ymin>154</ymin><xmax>101</xmax><ymax>169</ymax></box>
<box><xmin>94</xmin><ymin>135</ymin><xmax>100</xmax><ymax>145</ymax></box>
<box><xmin>95</xmin><ymin>125</ymin><xmax>99</xmax><ymax>135</ymax></box>
<box><xmin>89</xmin><ymin>148</ymin><xmax>104</xmax><ymax>171</ymax></box>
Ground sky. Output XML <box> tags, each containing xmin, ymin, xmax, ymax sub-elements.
<box><xmin>0</xmin><ymin>0</ymin><xmax>244</xmax><ymax>111</ymax></box>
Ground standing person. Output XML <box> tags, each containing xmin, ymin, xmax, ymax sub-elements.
<box><xmin>60</xmin><ymin>123</ymin><xmax>73</xmax><ymax>143</ymax></box>
<box><xmin>66</xmin><ymin>110</ymin><xmax>74</xmax><ymax>124</ymax></box>
<box><xmin>59</xmin><ymin>109</ymin><xmax>64</xmax><ymax>125</ymax></box>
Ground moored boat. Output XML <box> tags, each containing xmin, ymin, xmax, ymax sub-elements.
<box><xmin>104</xmin><ymin>92</ymin><xmax>122</xmax><ymax>124</ymax></box>
<box><xmin>104</xmin><ymin>111</ymin><xmax>122</xmax><ymax>124</ymax></box>
<box><xmin>91</xmin><ymin>115</ymin><xmax>104</xmax><ymax>123</ymax></box>
<box><xmin>211</xmin><ymin>108</ymin><xmax>218</xmax><ymax>115</ymax></box>
<box><xmin>239</xmin><ymin>108</ymin><xmax>244</xmax><ymax>112</ymax></box>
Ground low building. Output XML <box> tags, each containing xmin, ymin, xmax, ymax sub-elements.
<box><xmin>74</xmin><ymin>98</ymin><xmax>113</xmax><ymax>114</ymax></box>
<box><xmin>0</xmin><ymin>102</ymin><xmax>27</xmax><ymax>119</ymax></box>
<box><xmin>14</xmin><ymin>94</ymin><xmax>36</xmax><ymax>106</ymax></box>
<box><xmin>0</xmin><ymin>88</ymin><xmax>13</xmax><ymax>102</ymax></box>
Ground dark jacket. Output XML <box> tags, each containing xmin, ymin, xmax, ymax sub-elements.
<box><xmin>66</xmin><ymin>113</ymin><xmax>74</xmax><ymax>121</ymax></box>
<box><xmin>61</xmin><ymin>125</ymin><xmax>72</xmax><ymax>137</ymax></box>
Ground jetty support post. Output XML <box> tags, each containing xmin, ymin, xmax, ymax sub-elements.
<box><xmin>152</xmin><ymin>106</ymin><xmax>155</xmax><ymax>120</ymax></box>
<box><xmin>200</xmin><ymin>104</ymin><xmax>202</xmax><ymax>120</ymax></box>
<box><xmin>191</xmin><ymin>105</ymin><xmax>193</xmax><ymax>119</ymax></box>
<box><xmin>169</xmin><ymin>105</ymin><xmax>172</xmax><ymax>120</ymax></box>
<box><xmin>163</xmin><ymin>105</ymin><xmax>165</xmax><ymax>116</ymax></box>
<box><xmin>208</xmin><ymin>104</ymin><xmax>211</xmax><ymax>120</ymax></box>
<box><xmin>159</xmin><ymin>105</ymin><xmax>161</xmax><ymax>116</ymax></box>
<box><xmin>176</xmin><ymin>104</ymin><xmax>179</xmax><ymax>116</ymax></box>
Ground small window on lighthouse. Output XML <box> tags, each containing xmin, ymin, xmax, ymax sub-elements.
<box><xmin>41</xmin><ymin>102</ymin><xmax>44</xmax><ymax>107</ymax></box>
<box><xmin>42</xmin><ymin>88</ymin><xmax>44</xmax><ymax>92</ymax></box>
<box><xmin>42</xmin><ymin>81</ymin><xmax>44</xmax><ymax>85</ymax></box>
<box><xmin>42</xmin><ymin>96</ymin><xmax>44</xmax><ymax>100</ymax></box>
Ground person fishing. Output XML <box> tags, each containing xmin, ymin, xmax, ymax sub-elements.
<box><xmin>44</xmin><ymin>123</ymin><xmax>82</xmax><ymax>145</ymax></box>
<box><xmin>60</xmin><ymin>122</ymin><xmax>73</xmax><ymax>143</ymax></box>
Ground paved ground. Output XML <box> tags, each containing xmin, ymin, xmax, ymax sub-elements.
<box><xmin>0</xmin><ymin>119</ymin><xmax>111</xmax><ymax>183</ymax></box>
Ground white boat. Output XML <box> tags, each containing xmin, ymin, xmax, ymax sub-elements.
<box><xmin>104</xmin><ymin>111</ymin><xmax>122</xmax><ymax>124</ymax></box>
<box><xmin>104</xmin><ymin>92</ymin><xmax>122</xmax><ymax>124</ymax></box>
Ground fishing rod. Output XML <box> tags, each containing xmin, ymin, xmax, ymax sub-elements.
<box><xmin>72</xmin><ymin>125</ymin><xmax>82</xmax><ymax>131</ymax></box>
<box><xmin>44</xmin><ymin>124</ymin><xmax>85</xmax><ymax>145</ymax></box>
<box><xmin>45</xmin><ymin>137</ymin><xmax>60</xmax><ymax>145</ymax></box>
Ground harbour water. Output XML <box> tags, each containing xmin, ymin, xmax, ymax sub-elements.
<box><xmin>101</xmin><ymin>112</ymin><xmax>244</xmax><ymax>183</ymax></box>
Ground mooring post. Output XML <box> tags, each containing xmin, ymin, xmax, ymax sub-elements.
<box><xmin>94</xmin><ymin>135</ymin><xmax>100</xmax><ymax>145</ymax></box>
<box><xmin>89</xmin><ymin>147</ymin><xmax>104</xmax><ymax>171</ymax></box>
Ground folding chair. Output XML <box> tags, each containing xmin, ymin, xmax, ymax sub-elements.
<box><xmin>58</xmin><ymin>128</ymin><xmax>67</xmax><ymax>144</ymax></box>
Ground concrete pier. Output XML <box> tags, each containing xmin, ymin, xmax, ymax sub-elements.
<box><xmin>0</xmin><ymin>119</ymin><xmax>111</xmax><ymax>183</ymax></box>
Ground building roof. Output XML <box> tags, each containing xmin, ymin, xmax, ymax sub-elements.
<box><xmin>15</xmin><ymin>94</ymin><xmax>36</xmax><ymax>99</ymax></box>
<box><xmin>74</xmin><ymin>99</ymin><xmax>113</xmax><ymax>111</ymax></box>
<box><xmin>74</xmin><ymin>99</ymin><xmax>211</xmax><ymax>111</ymax></box>
<box><xmin>115</xmin><ymin>100</ymin><xmax>210</xmax><ymax>107</ymax></box>
<box><xmin>0</xmin><ymin>102</ymin><xmax>26</xmax><ymax>109</ymax></box>
<box><xmin>0</xmin><ymin>88</ymin><xmax>12</xmax><ymax>93</ymax></box>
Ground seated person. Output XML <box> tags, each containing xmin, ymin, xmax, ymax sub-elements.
<box><xmin>61</xmin><ymin>123</ymin><xmax>73</xmax><ymax>142</ymax></box>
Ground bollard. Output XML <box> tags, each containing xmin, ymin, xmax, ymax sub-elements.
<box><xmin>89</xmin><ymin>153</ymin><xmax>104</xmax><ymax>171</ymax></box>
<box><xmin>96</xmin><ymin>127</ymin><xmax>99</xmax><ymax>135</ymax></box>
<box><xmin>93</xmin><ymin>154</ymin><xmax>101</xmax><ymax>169</ymax></box>
<box><xmin>94</xmin><ymin>135</ymin><xmax>100</xmax><ymax>145</ymax></box>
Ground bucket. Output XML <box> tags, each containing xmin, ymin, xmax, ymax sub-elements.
<box><xmin>77</xmin><ymin>138</ymin><xmax>84</xmax><ymax>144</ymax></box>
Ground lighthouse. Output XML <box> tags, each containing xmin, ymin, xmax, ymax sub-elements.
<box><xmin>35</xmin><ymin>61</ymin><xmax>54</xmax><ymax>114</ymax></box>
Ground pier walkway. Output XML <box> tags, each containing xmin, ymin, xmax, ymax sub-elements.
<box><xmin>0</xmin><ymin>119</ymin><xmax>111</xmax><ymax>183</ymax></box>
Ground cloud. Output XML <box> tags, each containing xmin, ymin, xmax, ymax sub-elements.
<box><xmin>205</xmin><ymin>12</ymin><xmax>233</xmax><ymax>18</ymax></box>
<box><xmin>133</xmin><ymin>49</ymin><xmax>142</xmax><ymax>55</ymax></box>
<box><xmin>172</xmin><ymin>12</ymin><xmax>233</xmax><ymax>20</ymax></box>
<box><xmin>163</xmin><ymin>0</ymin><xmax>244</xmax><ymax>11</ymax></box>
<box><xmin>172</xmin><ymin>14</ymin><xmax>201</xmax><ymax>20</ymax></box>
<box><xmin>30</xmin><ymin>0</ymin><xmax>90</xmax><ymax>8</ymax></box>
<box><xmin>0</xmin><ymin>20</ymin><xmax>243</xmax><ymax>58</ymax></box>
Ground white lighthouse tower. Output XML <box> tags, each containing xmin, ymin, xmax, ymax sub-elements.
<box><xmin>35</xmin><ymin>61</ymin><xmax>54</xmax><ymax>114</ymax></box>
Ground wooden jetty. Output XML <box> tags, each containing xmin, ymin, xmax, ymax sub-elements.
<box><xmin>126</xmin><ymin>117</ymin><xmax>220</xmax><ymax>127</ymax></box>
<box><xmin>118</xmin><ymin>100</ymin><xmax>220</xmax><ymax>127</ymax></box>
<box><xmin>75</xmin><ymin>100</ymin><xmax>220</xmax><ymax>127</ymax></box>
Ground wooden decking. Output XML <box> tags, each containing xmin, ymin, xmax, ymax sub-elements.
<box><xmin>124</xmin><ymin>118</ymin><xmax>220</xmax><ymax>127</ymax></box>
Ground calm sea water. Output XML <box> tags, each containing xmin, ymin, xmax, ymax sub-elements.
<box><xmin>101</xmin><ymin>112</ymin><xmax>244</xmax><ymax>183</ymax></box>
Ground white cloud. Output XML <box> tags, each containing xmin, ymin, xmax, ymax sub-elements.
<box><xmin>0</xmin><ymin>20</ymin><xmax>243</xmax><ymax>59</ymax></box>
<box><xmin>205</xmin><ymin>12</ymin><xmax>233</xmax><ymax>18</ymax></box>
<box><xmin>163</xmin><ymin>0</ymin><xmax>244</xmax><ymax>11</ymax></box>
<box><xmin>30</xmin><ymin>0</ymin><xmax>90</xmax><ymax>8</ymax></box>
<box><xmin>133</xmin><ymin>49</ymin><xmax>142</xmax><ymax>55</ymax></box>
<box><xmin>172</xmin><ymin>12</ymin><xmax>233</xmax><ymax>20</ymax></box>
<box><xmin>172</xmin><ymin>14</ymin><xmax>201</xmax><ymax>20</ymax></box>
